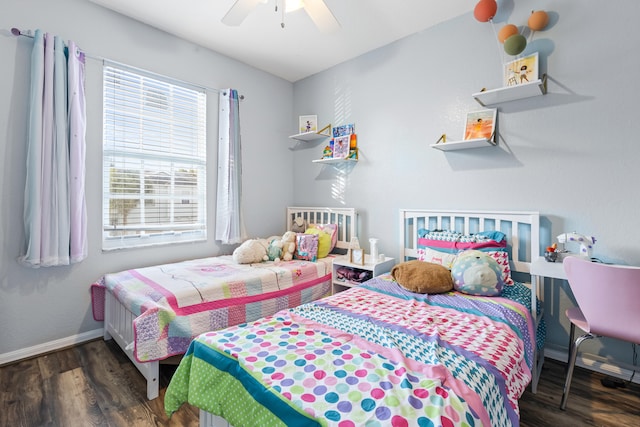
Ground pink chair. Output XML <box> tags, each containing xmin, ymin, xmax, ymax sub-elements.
<box><xmin>560</xmin><ymin>256</ymin><xmax>640</xmax><ymax>409</ymax></box>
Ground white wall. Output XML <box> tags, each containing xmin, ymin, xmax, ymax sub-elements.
<box><xmin>0</xmin><ymin>0</ymin><xmax>294</xmax><ymax>358</ymax></box>
<box><xmin>292</xmin><ymin>1</ymin><xmax>640</xmax><ymax>367</ymax></box>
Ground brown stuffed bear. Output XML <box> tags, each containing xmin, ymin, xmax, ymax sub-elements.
<box><xmin>391</xmin><ymin>260</ymin><xmax>454</xmax><ymax>294</ymax></box>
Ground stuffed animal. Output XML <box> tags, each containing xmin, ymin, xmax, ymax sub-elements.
<box><xmin>266</xmin><ymin>239</ymin><xmax>283</xmax><ymax>261</ymax></box>
<box><xmin>280</xmin><ymin>231</ymin><xmax>297</xmax><ymax>261</ymax></box>
<box><xmin>232</xmin><ymin>238</ymin><xmax>269</xmax><ymax>264</ymax></box>
<box><xmin>290</xmin><ymin>217</ymin><xmax>307</xmax><ymax>233</ymax></box>
<box><xmin>451</xmin><ymin>250</ymin><xmax>504</xmax><ymax>296</ymax></box>
<box><xmin>391</xmin><ymin>260</ymin><xmax>453</xmax><ymax>294</ymax></box>
<box><xmin>267</xmin><ymin>231</ymin><xmax>297</xmax><ymax>262</ymax></box>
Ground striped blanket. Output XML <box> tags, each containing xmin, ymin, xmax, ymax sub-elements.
<box><xmin>91</xmin><ymin>255</ymin><xmax>333</xmax><ymax>362</ymax></box>
<box><xmin>165</xmin><ymin>275</ymin><xmax>537</xmax><ymax>426</ymax></box>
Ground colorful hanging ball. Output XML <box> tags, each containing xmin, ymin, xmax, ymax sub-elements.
<box><xmin>473</xmin><ymin>0</ymin><xmax>498</xmax><ymax>23</ymax></box>
<box><xmin>528</xmin><ymin>10</ymin><xmax>549</xmax><ymax>31</ymax></box>
<box><xmin>504</xmin><ymin>34</ymin><xmax>527</xmax><ymax>55</ymax></box>
<box><xmin>498</xmin><ymin>24</ymin><xmax>519</xmax><ymax>43</ymax></box>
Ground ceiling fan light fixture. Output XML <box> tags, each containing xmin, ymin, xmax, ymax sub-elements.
<box><xmin>285</xmin><ymin>0</ymin><xmax>304</xmax><ymax>13</ymax></box>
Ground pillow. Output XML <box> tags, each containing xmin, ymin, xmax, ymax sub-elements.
<box><xmin>309</xmin><ymin>223</ymin><xmax>338</xmax><ymax>253</ymax></box>
<box><xmin>417</xmin><ymin>247</ymin><xmax>458</xmax><ymax>269</ymax></box>
<box><xmin>391</xmin><ymin>260</ymin><xmax>453</xmax><ymax>294</ymax></box>
<box><xmin>295</xmin><ymin>233</ymin><xmax>318</xmax><ymax>262</ymax></box>
<box><xmin>417</xmin><ymin>228</ymin><xmax>513</xmax><ymax>285</ymax></box>
<box><xmin>304</xmin><ymin>227</ymin><xmax>331</xmax><ymax>258</ymax></box>
<box><xmin>451</xmin><ymin>250</ymin><xmax>505</xmax><ymax>296</ymax></box>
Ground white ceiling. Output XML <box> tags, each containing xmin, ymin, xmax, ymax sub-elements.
<box><xmin>88</xmin><ymin>0</ymin><xmax>475</xmax><ymax>82</ymax></box>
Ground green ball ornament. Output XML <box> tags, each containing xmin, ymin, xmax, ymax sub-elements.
<box><xmin>504</xmin><ymin>34</ymin><xmax>527</xmax><ymax>56</ymax></box>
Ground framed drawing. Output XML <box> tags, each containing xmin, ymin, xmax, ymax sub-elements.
<box><xmin>332</xmin><ymin>135</ymin><xmax>350</xmax><ymax>158</ymax></box>
<box><xmin>299</xmin><ymin>115</ymin><xmax>317</xmax><ymax>133</ymax></box>
<box><xmin>504</xmin><ymin>52</ymin><xmax>539</xmax><ymax>87</ymax></box>
<box><xmin>463</xmin><ymin>108</ymin><xmax>497</xmax><ymax>141</ymax></box>
<box><xmin>350</xmin><ymin>248</ymin><xmax>365</xmax><ymax>265</ymax></box>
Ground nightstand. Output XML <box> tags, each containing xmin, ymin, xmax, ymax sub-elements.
<box><xmin>332</xmin><ymin>255</ymin><xmax>395</xmax><ymax>294</ymax></box>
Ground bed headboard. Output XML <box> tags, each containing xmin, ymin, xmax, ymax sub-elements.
<box><xmin>287</xmin><ymin>207</ymin><xmax>357</xmax><ymax>250</ymax></box>
<box><xmin>399</xmin><ymin>209</ymin><xmax>540</xmax><ymax>275</ymax></box>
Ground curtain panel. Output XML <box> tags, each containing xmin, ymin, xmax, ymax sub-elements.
<box><xmin>215</xmin><ymin>89</ymin><xmax>246</xmax><ymax>245</ymax></box>
<box><xmin>20</xmin><ymin>30</ymin><xmax>87</xmax><ymax>267</ymax></box>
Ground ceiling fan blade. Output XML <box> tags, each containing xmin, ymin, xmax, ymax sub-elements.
<box><xmin>303</xmin><ymin>0</ymin><xmax>340</xmax><ymax>33</ymax></box>
<box><xmin>222</xmin><ymin>0</ymin><xmax>263</xmax><ymax>26</ymax></box>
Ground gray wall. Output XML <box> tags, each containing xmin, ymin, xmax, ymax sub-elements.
<box><xmin>0</xmin><ymin>0</ymin><xmax>294</xmax><ymax>357</ymax></box>
<box><xmin>292</xmin><ymin>1</ymin><xmax>640</xmax><ymax>368</ymax></box>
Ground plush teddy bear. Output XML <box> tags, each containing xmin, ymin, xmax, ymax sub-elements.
<box><xmin>290</xmin><ymin>217</ymin><xmax>307</xmax><ymax>234</ymax></box>
<box><xmin>391</xmin><ymin>260</ymin><xmax>453</xmax><ymax>294</ymax></box>
<box><xmin>450</xmin><ymin>250</ymin><xmax>504</xmax><ymax>296</ymax></box>
<box><xmin>232</xmin><ymin>238</ymin><xmax>269</xmax><ymax>264</ymax></box>
<box><xmin>266</xmin><ymin>231</ymin><xmax>297</xmax><ymax>262</ymax></box>
<box><xmin>280</xmin><ymin>231</ymin><xmax>297</xmax><ymax>261</ymax></box>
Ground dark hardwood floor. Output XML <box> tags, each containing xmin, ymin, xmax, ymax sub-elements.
<box><xmin>1</xmin><ymin>338</ymin><xmax>639</xmax><ymax>426</ymax></box>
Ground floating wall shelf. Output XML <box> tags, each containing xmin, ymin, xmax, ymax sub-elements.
<box><xmin>289</xmin><ymin>131</ymin><xmax>327</xmax><ymax>142</ymax></box>
<box><xmin>430</xmin><ymin>137</ymin><xmax>496</xmax><ymax>151</ymax></box>
<box><xmin>472</xmin><ymin>74</ymin><xmax>547</xmax><ymax>106</ymax></box>
<box><xmin>312</xmin><ymin>158</ymin><xmax>358</xmax><ymax>164</ymax></box>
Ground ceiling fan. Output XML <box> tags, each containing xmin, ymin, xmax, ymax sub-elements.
<box><xmin>222</xmin><ymin>0</ymin><xmax>340</xmax><ymax>33</ymax></box>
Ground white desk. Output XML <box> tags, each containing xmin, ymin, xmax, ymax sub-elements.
<box><xmin>529</xmin><ymin>257</ymin><xmax>568</xmax><ymax>393</ymax></box>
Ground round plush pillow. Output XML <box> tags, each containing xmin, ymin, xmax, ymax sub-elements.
<box><xmin>391</xmin><ymin>260</ymin><xmax>454</xmax><ymax>294</ymax></box>
<box><xmin>451</xmin><ymin>250</ymin><xmax>504</xmax><ymax>296</ymax></box>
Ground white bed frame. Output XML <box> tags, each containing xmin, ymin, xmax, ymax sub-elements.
<box><xmin>198</xmin><ymin>209</ymin><xmax>541</xmax><ymax>427</ymax></box>
<box><xmin>399</xmin><ymin>209</ymin><xmax>543</xmax><ymax>393</ymax></box>
<box><xmin>103</xmin><ymin>206</ymin><xmax>357</xmax><ymax>400</ymax></box>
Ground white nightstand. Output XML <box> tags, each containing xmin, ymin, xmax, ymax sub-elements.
<box><xmin>332</xmin><ymin>255</ymin><xmax>395</xmax><ymax>294</ymax></box>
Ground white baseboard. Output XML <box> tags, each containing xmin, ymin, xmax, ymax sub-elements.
<box><xmin>0</xmin><ymin>328</ymin><xmax>104</xmax><ymax>366</ymax></box>
<box><xmin>544</xmin><ymin>347</ymin><xmax>640</xmax><ymax>385</ymax></box>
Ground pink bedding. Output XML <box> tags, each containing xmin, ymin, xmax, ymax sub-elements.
<box><xmin>91</xmin><ymin>255</ymin><xmax>334</xmax><ymax>362</ymax></box>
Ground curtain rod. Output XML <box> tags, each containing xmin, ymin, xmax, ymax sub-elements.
<box><xmin>10</xmin><ymin>27</ymin><xmax>245</xmax><ymax>100</ymax></box>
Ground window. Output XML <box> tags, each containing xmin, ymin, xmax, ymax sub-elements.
<box><xmin>102</xmin><ymin>64</ymin><xmax>207</xmax><ymax>250</ymax></box>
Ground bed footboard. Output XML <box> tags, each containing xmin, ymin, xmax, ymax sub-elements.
<box><xmin>104</xmin><ymin>289</ymin><xmax>160</xmax><ymax>400</ymax></box>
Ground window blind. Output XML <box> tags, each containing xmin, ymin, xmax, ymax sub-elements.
<box><xmin>102</xmin><ymin>64</ymin><xmax>207</xmax><ymax>250</ymax></box>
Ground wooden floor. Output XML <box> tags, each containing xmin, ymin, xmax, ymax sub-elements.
<box><xmin>1</xmin><ymin>339</ymin><xmax>639</xmax><ymax>426</ymax></box>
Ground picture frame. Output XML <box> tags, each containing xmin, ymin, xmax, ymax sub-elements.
<box><xmin>332</xmin><ymin>135</ymin><xmax>350</xmax><ymax>159</ymax></box>
<box><xmin>463</xmin><ymin>108</ymin><xmax>497</xmax><ymax>141</ymax></box>
<box><xmin>503</xmin><ymin>52</ymin><xmax>539</xmax><ymax>87</ymax></box>
<box><xmin>299</xmin><ymin>115</ymin><xmax>317</xmax><ymax>133</ymax></box>
<box><xmin>350</xmin><ymin>248</ymin><xmax>365</xmax><ymax>265</ymax></box>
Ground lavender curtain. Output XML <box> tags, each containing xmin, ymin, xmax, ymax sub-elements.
<box><xmin>215</xmin><ymin>89</ymin><xmax>246</xmax><ymax>244</ymax></box>
<box><xmin>20</xmin><ymin>30</ymin><xmax>87</xmax><ymax>267</ymax></box>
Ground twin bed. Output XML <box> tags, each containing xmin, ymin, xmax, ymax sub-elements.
<box><xmin>162</xmin><ymin>209</ymin><xmax>544</xmax><ymax>427</ymax></box>
<box><xmin>92</xmin><ymin>207</ymin><xmax>357</xmax><ymax>400</ymax></box>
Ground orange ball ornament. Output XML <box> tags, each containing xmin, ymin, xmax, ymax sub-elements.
<box><xmin>528</xmin><ymin>10</ymin><xmax>549</xmax><ymax>31</ymax></box>
<box><xmin>498</xmin><ymin>24</ymin><xmax>519</xmax><ymax>43</ymax></box>
<box><xmin>473</xmin><ymin>0</ymin><xmax>498</xmax><ymax>23</ymax></box>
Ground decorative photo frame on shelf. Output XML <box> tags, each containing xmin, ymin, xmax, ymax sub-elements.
<box><xmin>504</xmin><ymin>52</ymin><xmax>539</xmax><ymax>87</ymax></box>
<box><xmin>299</xmin><ymin>115</ymin><xmax>317</xmax><ymax>133</ymax></box>
<box><xmin>333</xmin><ymin>135</ymin><xmax>350</xmax><ymax>158</ymax></box>
<box><xmin>350</xmin><ymin>248</ymin><xmax>365</xmax><ymax>265</ymax></box>
<box><xmin>463</xmin><ymin>108</ymin><xmax>497</xmax><ymax>141</ymax></box>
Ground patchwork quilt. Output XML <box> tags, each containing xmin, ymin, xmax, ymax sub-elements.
<box><xmin>165</xmin><ymin>275</ymin><xmax>538</xmax><ymax>427</ymax></box>
<box><xmin>91</xmin><ymin>255</ymin><xmax>333</xmax><ymax>362</ymax></box>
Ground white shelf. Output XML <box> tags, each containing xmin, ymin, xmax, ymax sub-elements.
<box><xmin>472</xmin><ymin>74</ymin><xmax>547</xmax><ymax>106</ymax></box>
<box><xmin>289</xmin><ymin>131</ymin><xmax>328</xmax><ymax>142</ymax></box>
<box><xmin>312</xmin><ymin>158</ymin><xmax>358</xmax><ymax>164</ymax></box>
<box><xmin>430</xmin><ymin>138</ymin><xmax>496</xmax><ymax>151</ymax></box>
<box><xmin>332</xmin><ymin>255</ymin><xmax>395</xmax><ymax>294</ymax></box>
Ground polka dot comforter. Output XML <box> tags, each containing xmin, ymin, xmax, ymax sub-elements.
<box><xmin>165</xmin><ymin>275</ymin><xmax>538</xmax><ymax>427</ymax></box>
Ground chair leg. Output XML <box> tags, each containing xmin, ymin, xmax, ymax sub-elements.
<box><xmin>560</xmin><ymin>332</ymin><xmax>594</xmax><ymax>410</ymax></box>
